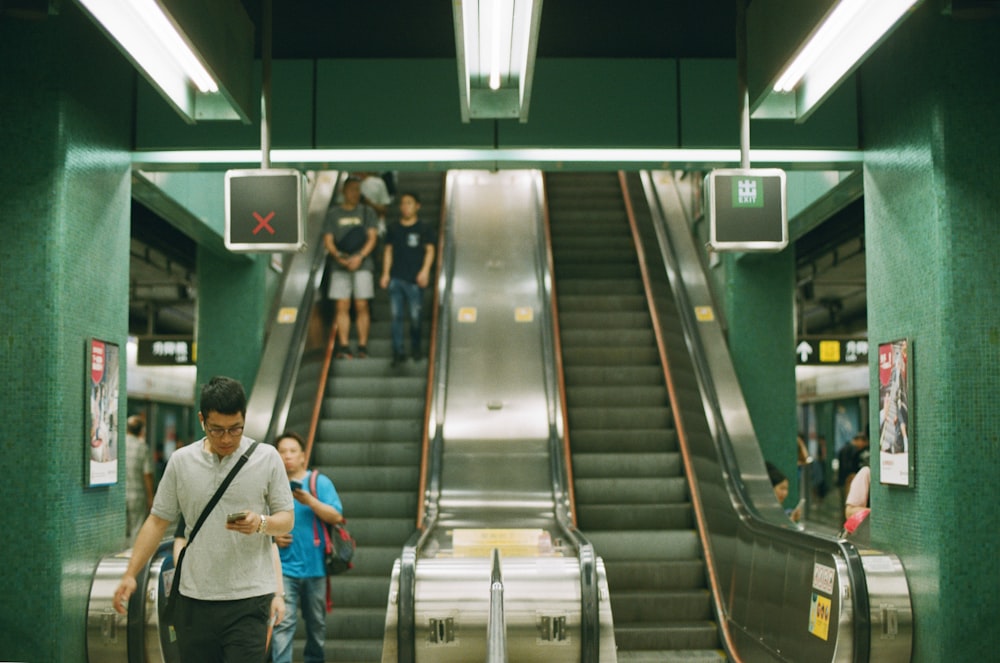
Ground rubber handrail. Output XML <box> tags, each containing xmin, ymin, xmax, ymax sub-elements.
<box><xmin>415</xmin><ymin>172</ymin><xmax>448</xmax><ymax>530</ymax></box>
<box><xmin>303</xmin><ymin>319</ymin><xmax>337</xmax><ymax>467</ymax></box>
<box><xmin>539</xmin><ymin>172</ymin><xmax>577</xmax><ymax>525</ymax></box>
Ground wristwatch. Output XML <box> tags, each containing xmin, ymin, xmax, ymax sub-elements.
<box><xmin>257</xmin><ymin>514</ymin><xmax>268</xmax><ymax>535</ymax></box>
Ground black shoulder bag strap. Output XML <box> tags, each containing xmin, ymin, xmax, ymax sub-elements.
<box><xmin>165</xmin><ymin>441</ymin><xmax>260</xmax><ymax>618</ymax></box>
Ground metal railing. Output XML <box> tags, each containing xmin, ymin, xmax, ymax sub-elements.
<box><xmin>485</xmin><ymin>549</ymin><xmax>508</xmax><ymax>663</ymax></box>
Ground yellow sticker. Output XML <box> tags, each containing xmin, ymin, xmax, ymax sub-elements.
<box><xmin>809</xmin><ymin>593</ymin><xmax>831</xmax><ymax>641</ymax></box>
<box><xmin>515</xmin><ymin>306</ymin><xmax>534</xmax><ymax>322</ymax></box>
<box><xmin>277</xmin><ymin>307</ymin><xmax>298</xmax><ymax>324</ymax></box>
<box><xmin>458</xmin><ymin>307</ymin><xmax>478</xmax><ymax>323</ymax></box>
<box><xmin>819</xmin><ymin>340</ymin><xmax>841</xmax><ymax>363</ymax></box>
<box><xmin>453</xmin><ymin>528</ymin><xmax>548</xmax><ymax>557</ymax></box>
<box><xmin>694</xmin><ymin>306</ymin><xmax>715</xmax><ymax>322</ymax></box>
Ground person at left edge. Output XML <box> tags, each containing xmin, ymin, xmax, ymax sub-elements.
<box><xmin>112</xmin><ymin>376</ymin><xmax>295</xmax><ymax>663</ymax></box>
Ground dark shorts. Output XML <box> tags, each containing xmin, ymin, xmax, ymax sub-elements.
<box><xmin>174</xmin><ymin>593</ymin><xmax>273</xmax><ymax>663</ymax></box>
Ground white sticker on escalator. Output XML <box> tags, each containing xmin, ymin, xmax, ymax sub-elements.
<box><xmin>812</xmin><ymin>562</ymin><xmax>835</xmax><ymax>594</ymax></box>
<box><xmin>277</xmin><ymin>307</ymin><xmax>297</xmax><ymax>323</ymax></box>
<box><xmin>458</xmin><ymin>307</ymin><xmax>477</xmax><ymax>323</ymax></box>
<box><xmin>515</xmin><ymin>306</ymin><xmax>533</xmax><ymax>322</ymax></box>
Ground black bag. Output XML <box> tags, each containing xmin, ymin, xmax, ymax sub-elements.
<box><xmin>337</xmin><ymin>225</ymin><xmax>369</xmax><ymax>255</ymax></box>
<box><xmin>308</xmin><ymin>470</ymin><xmax>355</xmax><ymax>575</ymax></box>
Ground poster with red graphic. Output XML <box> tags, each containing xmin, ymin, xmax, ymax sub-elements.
<box><xmin>86</xmin><ymin>338</ymin><xmax>120</xmax><ymax>487</ymax></box>
<box><xmin>877</xmin><ymin>338</ymin><xmax>913</xmax><ymax>487</ymax></box>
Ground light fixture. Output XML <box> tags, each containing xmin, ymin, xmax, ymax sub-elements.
<box><xmin>453</xmin><ymin>0</ymin><xmax>543</xmax><ymax>122</ymax></box>
<box><xmin>754</xmin><ymin>0</ymin><xmax>922</xmax><ymax>121</ymax></box>
<box><xmin>75</xmin><ymin>0</ymin><xmax>253</xmax><ymax>123</ymax></box>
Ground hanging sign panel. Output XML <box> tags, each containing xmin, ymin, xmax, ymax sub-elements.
<box><xmin>225</xmin><ymin>169</ymin><xmax>304</xmax><ymax>252</ymax></box>
<box><xmin>707</xmin><ymin>168</ymin><xmax>788</xmax><ymax>252</ymax></box>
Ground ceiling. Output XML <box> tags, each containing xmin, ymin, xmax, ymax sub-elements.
<box><xmin>129</xmin><ymin>0</ymin><xmax>866</xmax><ymax>340</ymax></box>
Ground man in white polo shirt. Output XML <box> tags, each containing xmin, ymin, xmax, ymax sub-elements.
<box><xmin>113</xmin><ymin>376</ymin><xmax>294</xmax><ymax>662</ymax></box>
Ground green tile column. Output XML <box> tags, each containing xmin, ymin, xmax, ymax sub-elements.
<box><xmin>861</xmin><ymin>6</ymin><xmax>1000</xmax><ymax>661</ymax></box>
<box><xmin>195</xmin><ymin>250</ymin><xmax>269</xmax><ymax>404</ymax></box>
<box><xmin>724</xmin><ymin>250</ymin><xmax>799</xmax><ymax>494</ymax></box>
<box><xmin>0</xmin><ymin>6</ymin><xmax>133</xmax><ymax>661</ymax></box>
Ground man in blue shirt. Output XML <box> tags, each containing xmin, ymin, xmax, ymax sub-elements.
<box><xmin>272</xmin><ymin>431</ymin><xmax>344</xmax><ymax>663</ymax></box>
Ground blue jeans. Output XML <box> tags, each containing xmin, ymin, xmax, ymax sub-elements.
<box><xmin>388</xmin><ymin>278</ymin><xmax>424</xmax><ymax>356</ymax></box>
<box><xmin>271</xmin><ymin>575</ymin><xmax>327</xmax><ymax>663</ymax></box>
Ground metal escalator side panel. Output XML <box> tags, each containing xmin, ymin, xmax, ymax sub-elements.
<box><xmin>244</xmin><ymin>170</ymin><xmax>340</xmax><ymax>445</ymax></box>
<box><xmin>434</xmin><ymin>170</ymin><xmax>555</xmax><ymax>528</ymax></box>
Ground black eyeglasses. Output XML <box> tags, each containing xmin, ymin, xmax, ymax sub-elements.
<box><xmin>205</xmin><ymin>425</ymin><xmax>244</xmax><ymax>439</ymax></box>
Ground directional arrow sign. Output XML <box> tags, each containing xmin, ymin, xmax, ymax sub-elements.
<box><xmin>796</xmin><ymin>341</ymin><xmax>815</xmax><ymax>363</ymax></box>
<box><xmin>796</xmin><ymin>338</ymin><xmax>868</xmax><ymax>365</ymax></box>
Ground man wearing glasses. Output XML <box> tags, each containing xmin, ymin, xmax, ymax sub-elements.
<box><xmin>113</xmin><ymin>376</ymin><xmax>295</xmax><ymax>662</ymax></box>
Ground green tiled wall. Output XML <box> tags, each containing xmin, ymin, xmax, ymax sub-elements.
<box><xmin>861</xmin><ymin>5</ymin><xmax>1000</xmax><ymax>661</ymax></box>
<box><xmin>0</xmin><ymin>6</ymin><xmax>133</xmax><ymax>661</ymax></box>
<box><xmin>195</xmin><ymin>250</ymin><xmax>269</xmax><ymax>403</ymax></box>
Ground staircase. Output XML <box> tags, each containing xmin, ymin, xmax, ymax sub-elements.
<box><xmin>284</xmin><ymin>172</ymin><xmax>443</xmax><ymax>662</ymax></box>
<box><xmin>546</xmin><ymin>172</ymin><xmax>724</xmax><ymax>662</ymax></box>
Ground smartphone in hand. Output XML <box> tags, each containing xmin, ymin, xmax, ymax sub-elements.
<box><xmin>290</xmin><ymin>480</ymin><xmax>303</xmax><ymax>492</ymax></box>
<box><xmin>226</xmin><ymin>510</ymin><xmax>250</xmax><ymax>523</ymax></box>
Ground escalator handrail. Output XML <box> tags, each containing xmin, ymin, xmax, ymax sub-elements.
<box><xmin>415</xmin><ymin>173</ymin><xmax>449</xmax><ymax>530</ymax></box>
<box><xmin>303</xmin><ymin>318</ymin><xmax>338</xmax><ymax>467</ymax></box>
<box><xmin>539</xmin><ymin>172</ymin><xmax>578</xmax><ymax>526</ymax></box>
<box><xmin>636</xmin><ymin>170</ymin><xmax>872</xmax><ymax>663</ymax></box>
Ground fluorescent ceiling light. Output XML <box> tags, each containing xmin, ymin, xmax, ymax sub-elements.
<box><xmin>774</xmin><ymin>0</ymin><xmax>920</xmax><ymax>93</ymax></box>
<box><xmin>75</xmin><ymin>0</ymin><xmax>229</xmax><ymax>122</ymax></box>
<box><xmin>131</xmin><ymin>147</ymin><xmax>865</xmax><ymax>172</ymax></box>
<box><xmin>454</xmin><ymin>0</ymin><xmax>543</xmax><ymax>121</ymax></box>
<box><xmin>760</xmin><ymin>0</ymin><xmax>921</xmax><ymax>121</ymax></box>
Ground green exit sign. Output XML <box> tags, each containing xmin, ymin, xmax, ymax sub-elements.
<box><xmin>707</xmin><ymin>168</ymin><xmax>787</xmax><ymax>252</ymax></box>
<box><xmin>732</xmin><ymin>176</ymin><xmax>765</xmax><ymax>208</ymax></box>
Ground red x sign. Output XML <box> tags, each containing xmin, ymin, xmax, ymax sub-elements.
<box><xmin>252</xmin><ymin>211</ymin><xmax>276</xmax><ymax>235</ymax></box>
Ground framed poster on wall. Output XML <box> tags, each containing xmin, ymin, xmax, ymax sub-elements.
<box><xmin>877</xmin><ymin>338</ymin><xmax>913</xmax><ymax>486</ymax></box>
<box><xmin>86</xmin><ymin>338</ymin><xmax>120</xmax><ymax>487</ymax></box>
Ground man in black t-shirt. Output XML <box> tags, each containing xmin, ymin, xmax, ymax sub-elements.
<box><xmin>379</xmin><ymin>192</ymin><xmax>435</xmax><ymax>366</ymax></box>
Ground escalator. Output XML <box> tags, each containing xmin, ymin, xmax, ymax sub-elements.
<box><xmin>547</xmin><ymin>172</ymin><xmax>722</xmax><ymax>661</ymax></box>
<box><xmin>209</xmin><ymin>166</ymin><xmax>913</xmax><ymax>663</ymax></box>
<box><xmin>281</xmin><ymin>172</ymin><xmax>444</xmax><ymax>662</ymax></box>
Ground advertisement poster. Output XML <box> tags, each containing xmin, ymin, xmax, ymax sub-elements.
<box><xmin>878</xmin><ymin>338</ymin><xmax>913</xmax><ymax>486</ymax></box>
<box><xmin>87</xmin><ymin>338</ymin><xmax>120</xmax><ymax>487</ymax></box>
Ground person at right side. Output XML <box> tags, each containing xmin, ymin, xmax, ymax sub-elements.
<box><xmin>379</xmin><ymin>191</ymin><xmax>435</xmax><ymax>366</ymax></box>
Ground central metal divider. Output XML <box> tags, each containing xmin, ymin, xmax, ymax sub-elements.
<box><xmin>381</xmin><ymin>170</ymin><xmax>616</xmax><ymax>663</ymax></box>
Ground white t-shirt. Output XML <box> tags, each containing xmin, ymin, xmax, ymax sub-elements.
<box><xmin>845</xmin><ymin>465</ymin><xmax>871</xmax><ymax>508</ymax></box>
<box><xmin>152</xmin><ymin>437</ymin><xmax>294</xmax><ymax>600</ymax></box>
